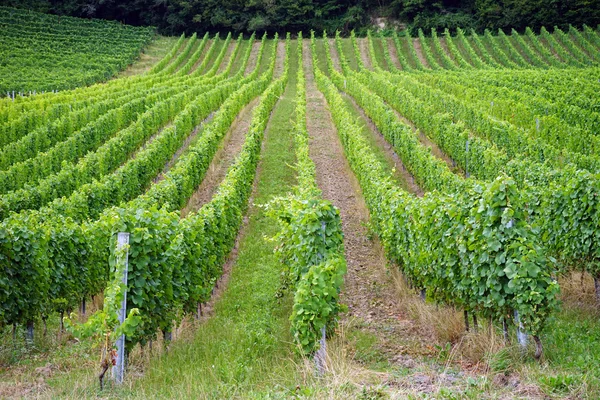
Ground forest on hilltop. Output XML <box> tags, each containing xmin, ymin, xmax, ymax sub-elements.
<box><xmin>1</xmin><ymin>0</ymin><xmax>599</xmax><ymax>35</ymax></box>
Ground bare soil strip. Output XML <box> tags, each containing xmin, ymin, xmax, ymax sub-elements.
<box><xmin>217</xmin><ymin>42</ymin><xmax>237</xmax><ymax>74</ymax></box>
<box><xmin>386</xmin><ymin>38</ymin><xmax>402</xmax><ymax>70</ymax></box>
<box><xmin>244</xmin><ymin>41</ymin><xmax>261</xmax><ymax>76</ymax></box>
<box><xmin>357</xmin><ymin>38</ymin><xmax>373</xmax><ymax>69</ymax></box>
<box><xmin>180</xmin><ymin>97</ymin><xmax>259</xmax><ymax>217</ymax></box>
<box><xmin>342</xmin><ymin>93</ymin><xmax>424</xmax><ymax>196</ymax></box>
<box><xmin>189</xmin><ymin>39</ymin><xmax>212</xmax><ymax>74</ymax></box>
<box><xmin>412</xmin><ymin>38</ymin><xmax>430</xmax><ymax>68</ymax></box>
<box><xmin>328</xmin><ymin>39</ymin><xmax>342</xmax><ymax>71</ymax></box>
<box><xmin>303</xmin><ymin>40</ymin><xmax>428</xmax><ymax>366</ymax></box>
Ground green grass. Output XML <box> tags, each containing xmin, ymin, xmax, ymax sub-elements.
<box><xmin>340</xmin><ymin>38</ymin><xmax>359</xmax><ymax>71</ymax></box>
<box><xmin>372</xmin><ymin>38</ymin><xmax>389</xmax><ymax>70</ymax></box>
<box><xmin>314</xmin><ymin>38</ymin><xmax>329</xmax><ymax>76</ymax></box>
<box><xmin>529</xmin><ymin>307</ymin><xmax>600</xmax><ymax>397</ymax></box>
<box><xmin>124</xmin><ymin>42</ymin><xmax>301</xmax><ymax>399</ymax></box>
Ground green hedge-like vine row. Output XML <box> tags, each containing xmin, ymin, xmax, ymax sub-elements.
<box><xmin>316</xmin><ymin>32</ymin><xmax>558</xmax><ymax>338</ymax></box>
<box><xmin>0</xmin><ymin>7</ymin><xmax>154</xmax><ymax>93</ymax></box>
<box><xmin>269</xmin><ymin>34</ymin><xmax>346</xmax><ymax>355</ymax></box>
<box><xmin>78</xmin><ymin>34</ymin><xmax>289</xmax><ymax>348</ymax></box>
<box><xmin>0</xmin><ymin>34</ymin><xmax>277</xmax><ymax>333</ymax></box>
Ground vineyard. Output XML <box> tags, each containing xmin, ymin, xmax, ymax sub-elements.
<box><xmin>1</xmin><ymin>7</ymin><xmax>600</xmax><ymax>398</ymax></box>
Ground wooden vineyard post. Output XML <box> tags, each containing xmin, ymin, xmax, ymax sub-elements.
<box><xmin>112</xmin><ymin>232</ymin><xmax>130</xmax><ymax>385</ymax></box>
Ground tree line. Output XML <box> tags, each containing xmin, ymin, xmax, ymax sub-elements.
<box><xmin>2</xmin><ymin>0</ymin><xmax>599</xmax><ymax>37</ymax></box>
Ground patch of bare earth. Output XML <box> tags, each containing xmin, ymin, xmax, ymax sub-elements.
<box><xmin>189</xmin><ymin>39</ymin><xmax>212</xmax><ymax>74</ymax></box>
<box><xmin>412</xmin><ymin>38</ymin><xmax>430</xmax><ymax>68</ymax></box>
<box><xmin>217</xmin><ymin>42</ymin><xmax>237</xmax><ymax>74</ymax></box>
<box><xmin>274</xmin><ymin>40</ymin><xmax>286</xmax><ymax>78</ymax></box>
<box><xmin>341</xmin><ymin>93</ymin><xmax>423</xmax><ymax>196</ymax></box>
<box><xmin>386</xmin><ymin>38</ymin><xmax>402</xmax><ymax>70</ymax></box>
<box><xmin>328</xmin><ymin>39</ymin><xmax>342</xmax><ymax>71</ymax></box>
<box><xmin>304</xmin><ymin>40</ymin><xmax>431</xmax><ymax>366</ymax></box>
<box><xmin>180</xmin><ymin>97</ymin><xmax>259</xmax><ymax>217</ymax></box>
<box><xmin>153</xmin><ymin>112</ymin><xmax>215</xmax><ymax>184</ymax></box>
<box><xmin>244</xmin><ymin>41</ymin><xmax>261</xmax><ymax>76</ymax></box>
<box><xmin>357</xmin><ymin>38</ymin><xmax>373</xmax><ymax>70</ymax></box>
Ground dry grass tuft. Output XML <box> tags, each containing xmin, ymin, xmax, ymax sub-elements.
<box><xmin>559</xmin><ymin>270</ymin><xmax>599</xmax><ymax>313</ymax></box>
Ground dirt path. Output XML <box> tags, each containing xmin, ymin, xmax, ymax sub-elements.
<box><xmin>303</xmin><ymin>40</ymin><xmax>425</xmax><ymax>365</ymax></box>
<box><xmin>342</xmin><ymin>94</ymin><xmax>424</xmax><ymax>196</ymax></box>
<box><xmin>274</xmin><ymin>41</ymin><xmax>286</xmax><ymax>78</ymax></box>
<box><xmin>439</xmin><ymin>38</ymin><xmax>457</xmax><ymax>66</ymax></box>
<box><xmin>328</xmin><ymin>39</ymin><xmax>342</xmax><ymax>71</ymax></box>
<box><xmin>357</xmin><ymin>38</ymin><xmax>373</xmax><ymax>70</ymax></box>
<box><xmin>189</xmin><ymin>39</ymin><xmax>212</xmax><ymax>74</ymax></box>
<box><xmin>217</xmin><ymin>42</ymin><xmax>237</xmax><ymax>74</ymax></box>
<box><xmin>243</xmin><ymin>41</ymin><xmax>261</xmax><ymax>75</ymax></box>
<box><xmin>180</xmin><ymin>98</ymin><xmax>259</xmax><ymax>217</ymax></box>
<box><xmin>386</xmin><ymin>38</ymin><xmax>402</xmax><ymax>70</ymax></box>
<box><xmin>412</xmin><ymin>38</ymin><xmax>430</xmax><ymax>68</ymax></box>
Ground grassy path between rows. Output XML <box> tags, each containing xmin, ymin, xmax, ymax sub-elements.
<box><xmin>126</xmin><ymin>42</ymin><xmax>301</xmax><ymax>399</ymax></box>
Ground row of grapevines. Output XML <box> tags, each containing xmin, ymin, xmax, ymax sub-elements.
<box><xmin>317</xmin><ymin>33</ymin><xmax>557</xmax><ymax>344</ymax></box>
<box><xmin>73</xmin><ymin>35</ymin><xmax>289</xmax><ymax>349</ymax></box>
<box><xmin>455</xmin><ymin>27</ymin><xmax>487</xmax><ymax>68</ymax></box>
<box><xmin>0</xmin><ymin>82</ymin><xmax>229</xmax><ymax>217</ymax></box>
<box><xmin>409</xmin><ymin>71</ymin><xmax>600</xmax><ymax>163</ymax></box>
<box><xmin>430</xmin><ymin>28</ymin><xmax>458</xmax><ymax>69</ymax></box>
<box><xmin>417</xmin><ymin>28</ymin><xmax>441</xmax><ymax>69</ymax></box>
<box><xmin>0</xmin><ymin>35</ymin><xmax>278</xmax><ymax>329</ymax></box>
<box><xmin>269</xmin><ymin>34</ymin><xmax>346</xmax><ymax>355</ymax></box>
<box><xmin>0</xmin><ymin>35</ymin><xmax>261</xmax><ymax>205</ymax></box>
<box><xmin>148</xmin><ymin>33</ymin><xmax>186</xmax><ymax>74</ymax></box>
<box><xmin>348</xmin><ymin>66</ymin><xmax>600</xmax><ymax>298</ymax></box>
<box><xmin>393</xmin><ymin>32</ymin><xmax>422</xmax><ymax>70</ymax></box>
<box><xmin>443</xmin><ymin>28</ymin><xmax>473</xmax><ymax>68</ymax></box>
<box><xmin>0</xmin><ymin>7</ymin><xmax>154</xmax><ymax>92</ymax></box>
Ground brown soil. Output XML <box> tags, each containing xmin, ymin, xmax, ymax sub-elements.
<box><xmin>342</xmin><ymin>93</ymin><xmax>424</xmax><ymax>196</ymax></box>
<box><xmin>189</xmin><ymin>39</ymin><xmax>212</xmax><ymax>74</ymax></box>
<box><xmin>412</xmin><ymin>38</ymin><xmax>430</xmax><ymax>68</ymax></box>
<box><xmin>180</xmin><ymin>97</ymin><xmax>259</xmax><ymax>217</ymax></box>
<box><xmin>274</xmin><ymin>40</ymin><xmax>286</xmax><ymax>78</ymax></box>
<box><xmin>438</xmin><ymin>38</ymin><xmax>457</xmax><ymax>66</ymax></box>
<box><xmin>153</xmin><ymin>112</ymin><xmax>215</xmax><ymax>184</ymax></box>
<box><xmin>328</xmin><ymin>39</ymin><xmax>342</xmax><ymax>71</ymax></box>
<box><xmin>386</xmin><ymin>38</ymin><xmax>402</xmax><ymax>70</ymax></box>
<box><xmin>303</xmin><ymin>40</ymin><xmax>428</xmax><ymax>365</ymax></box>
<box><xmin>244</xmin><ymin>41</ymin><xmax>261</xmax><ymax>76</ymax></box>
<box><xmin>217</xmin><ymin>42</ymin><xmax>237</xmax><ymax>74</ymax></box>
<box><xmin>357</xmin><ymin>38</ymin><xmax>373</xmax><ymax>70</ymax></box>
